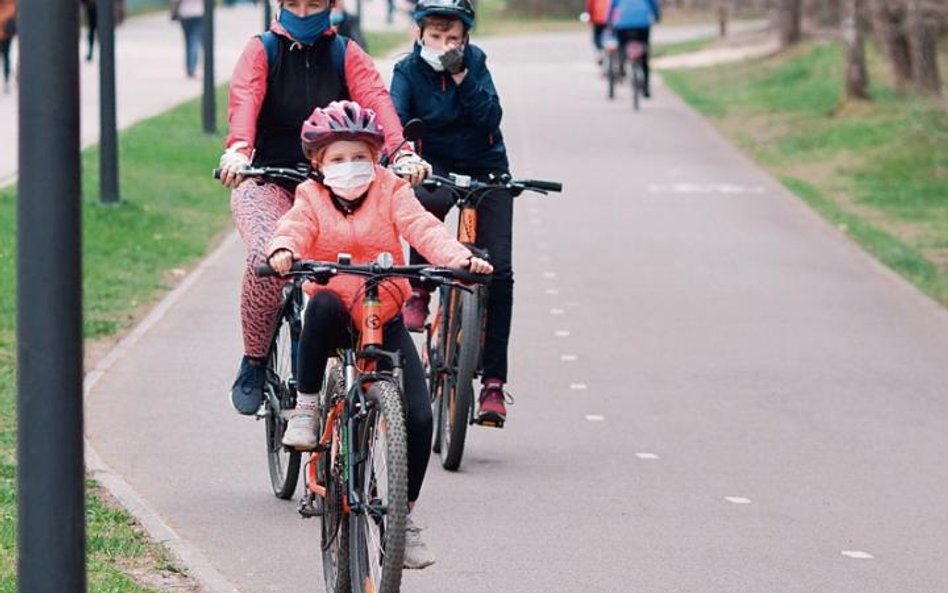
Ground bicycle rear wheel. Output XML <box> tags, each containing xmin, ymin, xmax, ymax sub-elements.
<box><xmin>632</xmin><ymin>62</ymin><xmax>643</xmax><ymax>110</ymax></box>
<box><xmin>607</xmin><ymin>50</ymin><xmax>617</xmax><ymax>99</ymax></box>
<box><xmin>350</xmin><ymin>381</ymin><xmax>409</xmax><ymax>593</ymax></box>
<box><xmin>439</xmin><ymin>288</ymin><xmax>482</xmax><ymax>471</ymax></box>
<box><xmin>319</xmin><ymin>362</ymin><xmax>350</xmax><ymax>593</ymax></box>
<box><xmin>265</xmin><ymin>290</ymin><xmax>302</xmax><ymax>499</ymax></box>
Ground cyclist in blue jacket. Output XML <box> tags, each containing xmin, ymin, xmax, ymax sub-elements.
<box><xmin>390</xmin><ymin>0</ymin><xmax>515</xmax><ymax>427</ymax></box>
<box><xmin>609</xmin><ymin>0</ymin><xmax>661</xmax><ymax>97</ymax></box>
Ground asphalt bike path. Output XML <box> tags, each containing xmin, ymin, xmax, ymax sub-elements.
<box><xmin>86</xmin><ymin>29</ymin><xmax>948</xmax><ymax>593</ymax></box>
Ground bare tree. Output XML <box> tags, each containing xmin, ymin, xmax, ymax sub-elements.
<box><xmin>718</xmin><ymin>0</ymin><xmax>730</xmax><ymax>37</ymax></box>
<box><xmin>777</xmin><ymin>0</ymin><xmax>803</xmax><ymax>47</ymax></box>
<box><xmin>843</xmin><ymin>0</ymin><xmax>870</xmax><ymax>100</ymax></box>
<box><xmin>872</xmin><ymin>0</ymin><xmax>913</xmax><ymax>93</ymax></box>
<box><xmin>906</xmin><ymin>0</ymin><xmax>942</xmax><ymax>93</ymax></box>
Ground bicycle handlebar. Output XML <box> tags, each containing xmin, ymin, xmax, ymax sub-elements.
<box><xmin>421</xmin><ymin>173</ymin><xmax>563</xmax><ymax>195</ymax></box>
<box><xmin>212</xmin><ymin>166</ymin><xmax>310</xmax><ymax>184</ymax></box>
<box><xmin>255</xmin><ymin>260</ymin><xmax>491</xmax><ymax>287</ymax></box>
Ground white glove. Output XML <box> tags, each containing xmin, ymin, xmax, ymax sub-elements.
<box><xmin>218</xmin><ymin>141</ymin><xmax>251</xmax><ymax>189</ymax></box>
<box><xmin>391</xmin><ymin>151</ymin><xmax>432</xmax><ymax>187</ymax></box>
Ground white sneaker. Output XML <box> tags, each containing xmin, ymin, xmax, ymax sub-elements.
<box><xmin>282</xmin><ymin>409</ymin><xmax>318</xmax><ymax>450</ymax></box>
<box><xmin>403</xmin><ymin>515</ymin><xmax>435</xmax><ymax>569</ymax></box>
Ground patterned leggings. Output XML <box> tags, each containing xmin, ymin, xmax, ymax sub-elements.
<box><xmin>231</xmin><ymin>181</ymin><xmax>295</xmax><ymax>359</ymax></box>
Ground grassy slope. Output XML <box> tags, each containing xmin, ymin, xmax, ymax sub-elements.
<box><xmin>663</xmin><ymin>42</ymin><xmax>948</xmax><ymax>306</ymax></box>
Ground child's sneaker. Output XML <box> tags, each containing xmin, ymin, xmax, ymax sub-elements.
<box><xmin>403</xmin><ymin>514</ymin><xmax>435</xmax><ymax>569</ymax></box>
<box><xmin>477</xmin><ymin>379</ymin><xmax>509</xmax><ymax>427</ymax></box>
<box><xmin>282</xmin><ymin>409</ymin><xmax>318</xmax><ymax>450</ymax></box>
<box><xmin>402</xmin><ymin>288</ymin><xmax>430</xmax><ymax>332</ymax></box>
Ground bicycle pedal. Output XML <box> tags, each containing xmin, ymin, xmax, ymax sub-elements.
<box><xmin>475</xmin><ymin>417</ymin><xmax>505</xmax><ymax>429</ymax></box>
<box><xmin>298</xmin><ymin>495</ymin><xmax>323</xmax><ymax>518</ymax></box>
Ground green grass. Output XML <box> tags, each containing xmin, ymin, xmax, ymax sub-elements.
<box><xmin>365</xmin><ymin>30</ymin><xmax>412</xmax><ymax>58</ymax></box>
<box><xmin>475</xmin><ymin>0</ymin><xmax>583</xmax><ymax>36</ymax></box>
<box><xmin>663</xmin><ymin>41</ymin><xmax>948</xmax><ymax>307</ymax></box>
<box><xmin>652</xmin><ymin>35</ymin><xmax>716</xmax><ymax>59</ymax></box>
<box><xmin>0</xmin><ymin>88</ymin><xmax>234</xmax><ymax>590</ymax></box>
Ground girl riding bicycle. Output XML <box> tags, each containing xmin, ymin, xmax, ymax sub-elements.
<box><xmin>266</xmin><ymin>101</ymin><xmax>491</xmax><ymax>569</ymax></box>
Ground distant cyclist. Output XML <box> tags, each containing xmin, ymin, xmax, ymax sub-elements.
<box><xmin>608</xmin><ymin>0</ymin><xmax>660</xmax><ymax>97</ymax></box>
<box><xmin>585</xmin><ymin>0</ymin><xmax>611</xmax><ymax>64</ymax></box>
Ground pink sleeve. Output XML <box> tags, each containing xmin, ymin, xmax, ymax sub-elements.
<box><xmin>226</xmin><ymin>38</ymin><xmax>269</xmax><ymax>158</ymax></box>
<box><xmin>344</xmin><ymin>43</ymin><xmax>408</xmax><ymax>157</ymax></box>
<box><xmin>268</xmin><ymin>185</ymin><xmax>321</xmax><ymax>258</ymax></box>
<box><xmin>390</xmin><ymin>178</ymin><xmax>471</xmax><ymax>268</ymax></box>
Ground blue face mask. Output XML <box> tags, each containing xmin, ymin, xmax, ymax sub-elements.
<box><xmin>330</xmin><ymin>11</ymin><xmax>345</xmax><ymax>25</ymax></box>
<box><xmin>279</xmin><ymin>8</ymin><xmax>331</xmax><ymax>45</ymax></box>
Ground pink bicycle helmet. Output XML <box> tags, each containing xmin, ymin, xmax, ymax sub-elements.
<box><xmin>300</xmin><ymin>100</ymin><xmax>385</xmax><ymax>158</ymax></box>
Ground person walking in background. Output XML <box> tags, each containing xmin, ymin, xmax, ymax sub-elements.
<box><xmin>0</xmin><ymin>0</ymin><xmax>15</xmax><ymax>94</ymax></box>
<box><xmin>331</xmin><ymin>0</ymin><xmax>367</xmax><ymax>50</ymax></box>
<box><xmin>608</xmin><ymin>0</ymin><xmax>659</xmax><ymax>97</ymax></box>
<box><xmin>171</xmin><ymin>0</ymin><xmax>204</xmax><ymax>78</ymax></box>
<box><xmin>80</xmin><ymin>0</ymin><xmax>125</xmax><ymax>62</ymax></box>
<box><xmin>585</xmin><ymin>0</ymin><xmax>610</xmax><ymax>63</ymax></box>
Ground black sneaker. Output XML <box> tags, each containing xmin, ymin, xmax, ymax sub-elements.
<box><xmin>230</xmin><ymin>356</ymin><xmax>267</xmax><ymax>415</ymax></box>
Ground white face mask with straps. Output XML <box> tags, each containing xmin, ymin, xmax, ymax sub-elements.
<box><xmin>419</xmin><ymin>43</ymin><xmax>447</xmax><ymax>72</ymax></box>
<box><xmin>321</xmin><ymin>161</ymin><xmax>376</xmax><ymax>200</ymax></box>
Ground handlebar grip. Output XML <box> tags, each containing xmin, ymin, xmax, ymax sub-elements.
<box><xmin>451</xmin><ymin>269</ymin><xmax>492</xmax><ymax>285</ymax></box>
<box><xmin>213</xmin><ymin>168</ymin><xmax>222</xmax><ymax>180</ymax></box>
<box><xmin>255</xmin><ymin>264</ymin><xmax>278</xmax><ymax>277</ymax></box>
<box><xmin>523</xmin><ymin>179</ymin><xmax>563</xmax><ymax>193</ymax></box>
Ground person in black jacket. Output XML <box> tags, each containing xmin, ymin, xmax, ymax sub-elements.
<box><xmin>391</xmin><ymin>0</ymin><xmax>516</xmax><ymax>427</ymax></box>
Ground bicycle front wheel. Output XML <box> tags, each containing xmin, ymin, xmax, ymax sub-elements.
<box><xmin>265</xmin><ymin>293</ymin><xmax>302</xmax><ymax>499</ymax></box>
<box><xmin>320</xmin><ymin>362</ymin><xmax>350</xmax><ymax>593</ymax></box>
<box><xmin>439</xmin><ymin>288</ymin><xmax>482</xmax><ymax>471</ymax></box>
<box><xmin>350</xmin><ymin>381</ymin><xmax>409</xmax><ymax>593</ymax></box>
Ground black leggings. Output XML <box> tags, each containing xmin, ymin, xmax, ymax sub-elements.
<box><xmin>296</xmin><ymin>291</ymin><xmax>433</xmax><ymax>503</ymax></box>
<box><xmin>409</xmin><ymin>183</ymin><xmax>514</xmax><ymax>383</ymax></box>
<box><xmin>616</xmin><ymin>26</ymin><xmax>651</xmax><ymax>89</ymax></box>
<box><xmin>1</xmin><ymin>38</ymin><xmax>11</xmax><ymax>84</ymax></box>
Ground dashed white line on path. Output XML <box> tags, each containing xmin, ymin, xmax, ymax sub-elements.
<box><xmin>545</xmin><ymin>288</ymin><xmax>560</xmax><ymax>295</ymax></box>
<box><xmin>635</xmin><ymin>453</ymin><xmax>660</xmax><ymax>460</ymax></box>
<box><xmin>725</xmin><ymin>497</ymin><xmax>752</xmax><ymax>505</ymax></box>
<box><xmin>585</xmin><ymin>415</ymin><xmax>605</xmax><ymax>422</ymax></box>
<box><xmin>570</xmin><ymin>383</ymin><xmax>588</xmax><ymax>390</ymax></box>
<box><xmin>555</xmin><ymin>330</ymin><xmax>571</xmax><ymax>337</ymax></box>
<box><xmin>841</xmin><ymin>550</ymin><xmax>874</xmax><ymax>559</ymax></box>
<box><xmin>560</xmin><ymin>355</ymin><xmax>578</xmax><ymax>362</ymax></box>
<box><xmin>551</xmin><ymin>308</ymin><xmax>565</xmax><ymax>315</ymax></box>
<box><xmin>543</xmin><ymin>272</ymin><xmax>557</xmax><ymax>279</ymax></box>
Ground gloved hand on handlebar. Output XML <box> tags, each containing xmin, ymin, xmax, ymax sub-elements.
<box><xmin>439</xmin><ymin>46</ymin><xmax>466</xmax><ymax>76</ymax></box>
<box><xmin>218</xmin><ymin>141</ymin><xmax>251</xmax><ymax>189</ymax></box>
<box><xmin>391</xmin><ymin>151</ymin><xmax>432</xmax><ymax>188</ymax></box>
<box><xmin>268</xmin><ymin>248</ymin><xmax>294</xmax><ymax>275</ymax></box>
<box><xmin>464</xmin><ymin>256</ymin><xmax>493</xmax><ymax>275</ymax></box>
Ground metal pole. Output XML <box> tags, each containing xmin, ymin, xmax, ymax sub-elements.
<box><xmin>17</xmin><ymin>0</ymin><xmax>86</xmax><ymax>591</ymax></box>
<box><xmin>99</xmin><ymin>0</ymin><xmax>120</xmax><ymax>203</ymax></box>
<box><xmin>202</xmin><ymin>0</ymin><xmax>216</xmax><ymax>134</ymax></box>
<box><xmin>264</xmin><ymin>0</ymin><xmax>273</xmax><ymax>31</ymax></box>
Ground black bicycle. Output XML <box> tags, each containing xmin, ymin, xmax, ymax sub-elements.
<box><xmin>418</xmin><ymin>173</ymin><xmax>562</xmax><ymax>471</ymax></box>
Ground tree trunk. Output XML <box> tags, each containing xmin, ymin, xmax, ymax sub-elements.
<box><xmin>777</xmin><ymin>0</ymin><xmax>803</xmax><ymax>47</ymax></box>
<box><xmin>907</xmin><ymin>0</ymin><xmax>942</xmax><ymax>93</ymax></box>
<box><xmin>843</xmin><ymin>0</ymin><xmax>870</xmax><ymax>100</ymax></box>
<box><xmin>871</xmin><ymin>0</ymin><xmax>913</xmax><ymax>93</ymax></box>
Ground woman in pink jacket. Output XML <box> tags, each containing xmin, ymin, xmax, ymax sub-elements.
<box><xmin>267</xmin><ymin>101</ymin><xmax>491</xmax><ymax>569</ymax></box>
<box><xmin>217</xmin><ymin>0</ymin><xmax>431</xmax><ymax>417</ymax></box>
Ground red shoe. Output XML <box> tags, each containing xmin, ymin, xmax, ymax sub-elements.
<box><xmin>477</xmin><ymin>380</ymin><xmax>509</xmax><ymax>427</ymax></box>
<box><xmin>402</xmin><ymin>288</ymin><xmax>430</xmax><ymax>332</ymax></box>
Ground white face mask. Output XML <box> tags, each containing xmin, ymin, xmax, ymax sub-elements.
<box><xmin>321</xmin><ymin>161</ymin><xmax>376</xmax><ymax>200</ymax></box>
<box><xmin>419</xmin><ymin>43</ymin><xmax>446</xmax><ymax>72</ymax></box>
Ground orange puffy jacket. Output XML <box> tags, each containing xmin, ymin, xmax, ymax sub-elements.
<box><xmin>268</xmin><ymin>166</ymin><xmax>471</xmax><ymax>328</ymax></box>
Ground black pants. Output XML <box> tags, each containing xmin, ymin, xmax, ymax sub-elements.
<box><xmin>616</xmin><ymin>26</ymin><xmax>651</xmax><ymax>90</ymax></box>
<box><xmin>592</xmin><ymin>24</ymin><xmax>607</xmax><ymax>51</ymax></box>
<box><xmin>84</xmin><ymin>2</ymin><xmax>97</xmax><ymax>59</ymax></box>
<box><xmin>296</xmin><ymin>291</ymin><xmax>433</xmax><ymax>503</ymax></box>
<box><xmin>409</xmin><ymin>183</ymin><xmax>514</xmax><ymax>383</ymax></box>
<box><xmin>0</xmin><ymin>38</ymin><xmax>11</xmax><ymax>84</ymax></box>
